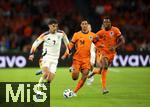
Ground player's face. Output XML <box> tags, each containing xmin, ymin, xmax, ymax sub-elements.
<box><xmin>48</xmin><ymin>24</ymin><xmax>58</xmax><ymax>33</ymax></box>
<box><xmin>81</xmin><ymin>21</ymin><xmax>89</xmax><ymax>31</ymax></box>
<box><xmin>103</xmin><ymin>19</ymin><xmax>111</xmax><ymax>30</ymax></box>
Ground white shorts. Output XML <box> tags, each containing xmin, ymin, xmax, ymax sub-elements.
<box><xmin>41</xmin><ymin>55</ymin><xmax>58</xmax><ymax>74</ymax></box>
<box><xmin>90</xmin><ymin>43</ymin><xmax>96</xmax><ymax>66</ymax></box>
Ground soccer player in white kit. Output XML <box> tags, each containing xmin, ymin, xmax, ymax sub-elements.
<box><xmin>28</xmin><ymin>19</ymin><xmax>69</xmax><ymax>96</ymax></box>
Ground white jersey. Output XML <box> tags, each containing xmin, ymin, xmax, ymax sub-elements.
<box><xmin>42</xmin><ymin>31</ymin><xmax>64</xmax><ymax>59</ymax></box>
<box><xmin>90</xmin><ymin>43</ymin><xmax>96</xmax><ymax>65</ymax></box>
<box><xmin>31</xmin><ymin>30</ymin><xmax>69</xmax><ymax>60</ymax></box>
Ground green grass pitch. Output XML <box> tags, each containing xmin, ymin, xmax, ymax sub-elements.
<box><xmin>0</xmin><ymin>67</ymin><xmax>150</xmax><ymax>107</ymax></box>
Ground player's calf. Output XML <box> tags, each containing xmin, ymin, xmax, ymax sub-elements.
<box><xmin>102</xmin><ymin>57</ymin><xmax>109</xmax><ymax>69</ymax></box>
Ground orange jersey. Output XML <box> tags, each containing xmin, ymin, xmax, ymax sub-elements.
<box><xmin>95</xmin><ymin>26</ymin><xmax>121</xmax><ymax>54</ymax></box>
<box><xmin>70</xmin><ymin>31</ymin><xmax>97</xmax><ymax>61</ymax></box>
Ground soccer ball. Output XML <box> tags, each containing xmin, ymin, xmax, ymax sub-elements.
<box><xmin>63</xmin><ymin>89</ymin><xmax>73</xmax><ymax>98</ymax></box>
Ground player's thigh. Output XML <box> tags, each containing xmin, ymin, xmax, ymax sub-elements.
<box><xmin>41</xmin><ymin>59</ymin><xmax>50</xmax><ymax>76</ymax></box>
<box><xmin>49</xmin><ymin>60</ymin><xmax>58</xmax><ymax>74</ymax></box>
<box><xmin>81</xmin><ymin>60</ymin><xmax>91</xmax><ymax>75</ymax></box>
<box><xmin>41</xmin><ymin>57</ymin><xmax>57</xmax><ymax>77</ymax></box>
<box><xmin>96</xmin><ymin>52</ymin><xmax>103</xmax><ymax>67</ymax></box>
<box><xmin>46</xmin><ymin>60</ymin><xmax>58</xmax><ymax>81</ymax></box>
<box><xmin>90</xmin><ymin>48</ymin><xmax>96</xmax><ymax>66</ymax></box>
<box><xmin>108</xmin><ymin>54</ymin><xmax>115</xmax><ymax>65</ymax></box>
<box><xmin>41</xmin><ymin>57</ymin><xmax>50</xmax><ymax>70</ymax></box>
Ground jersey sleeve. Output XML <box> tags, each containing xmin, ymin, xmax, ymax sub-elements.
<box><xmin>71</xmin><ymin>33</ymin><xmax>78</xmax><ymax>44</ymax></box>
<box><xmin>62</xmin><ymin>31</ymin><xmax>70</xmax><ymax>46</ymax></box>
<box><xmin>114</xmin><ymin>27</ymin><xmax>121</xmax><ymax>37</ymax></box>
<box><xmin>96</xmin><ymin>30</ymin><xmax>103</xmax><ymax>38</ymax></box>
<box><xmin>30</xmin><ymin>33</ymin><xmax>45</xmax><ymax>54</ymax></box>
<box><xmin>68</xmin><ymin>32</ymin><xmax>78</xmax><ymax>50</ymax></box>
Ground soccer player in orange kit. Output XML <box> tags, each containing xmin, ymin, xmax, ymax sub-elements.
<box><xmin>88</xmin><ymin>17</ymin><xmax>125</xmax><ymax>94</ymax></box>
<box><xmin>68</xmin><ymin>19</ymin><xmax>97</xmax><ymax>96</ymax></box>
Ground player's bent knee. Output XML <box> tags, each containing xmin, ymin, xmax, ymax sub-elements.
<box><xmin>72</xmin><ymin>74</ymin><xmax>79</xmax><ymax>80</ymax></box>
<box><xmin>72</xmin><ymin>72</ymin><xmax>79</xmax><ymax>80</ymax></box>
<box><xmin>72</xmin><ymin>77</ymin><xmax>78</xmax><ymax>80</ymax></box>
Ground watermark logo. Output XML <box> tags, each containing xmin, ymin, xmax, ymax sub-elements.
<box><xmin>0</xmin><ymin>82</ymin><xmax>50</xmax><ymax>107</ymax></box>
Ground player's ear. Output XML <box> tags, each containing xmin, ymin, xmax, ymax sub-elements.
<box><xmin>80</xmin><ymin>23</ymin><xmax>82</xmax><ymax>27</ymax></box>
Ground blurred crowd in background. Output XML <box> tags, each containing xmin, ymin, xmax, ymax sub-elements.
<box><xmin>0</xmin><ymin>0</ymin><xmax>149</xmax><ymax>53</ymax></box>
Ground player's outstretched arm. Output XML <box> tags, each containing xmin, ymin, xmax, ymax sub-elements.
<box><xmin>62</xmin><ymin>32</ymin><xmax>70</xmax><ymax>48</ymax></box>
<box><xmin>110</xmin><ymin>35</ymin><xmax>125</xmax><ymax>51</ymax></box>
<box><xmin>61</xmin><ymin>32</ymin><xmax>70</xmax><ymax>60</ymax></box>
<box><xmin>116</xmin><ymin>35</ymin><xmax>125</xmax><ymax>48</ymax></box>
<box><xmin>29</xmin><ymin>34</ymin><xmax>44</xmax><ymax>61</ymax></box>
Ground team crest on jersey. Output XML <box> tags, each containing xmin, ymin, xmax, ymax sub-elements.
<box><xmin>89</xmin><ymin>36</ymin><xmax>93</xmax><ymax>40</ymax></box>
<box><xmin>110</xmin><ymin>31</ymin><xmax>114</xmax><ymax>37</ymax></box>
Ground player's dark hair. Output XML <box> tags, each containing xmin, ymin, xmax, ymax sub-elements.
<box><xmin>103</xmin><ymin>16</ymin><xmax>111</xmax><ymax>21</ymax></box>
<box><xmin>48</xmin><ymin>18</ymin><xmax>58</xmax><ymax>25</ymax></box>
<box><xmin>81</xmin><ymin>17</ymin><xmax>89</xmax><ymax>24</ymax></box>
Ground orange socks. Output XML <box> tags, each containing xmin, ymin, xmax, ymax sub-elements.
<box><xmin>101</xmin><ymin>69</ymin><xmax>107</xmax><ymax>89</ymax></box>
<box><xmin>74</xmin><ymin>79</ymin><xmax>84</xmax><ymax>93</ymax></box>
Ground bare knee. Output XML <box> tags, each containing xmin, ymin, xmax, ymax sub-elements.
<box><xmin>72</xmin><ymin>71</ymin><xmax>79</xmax><ymax>80</ymax></box>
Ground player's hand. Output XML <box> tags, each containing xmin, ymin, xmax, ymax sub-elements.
<box><xmin>61</xmin><ymin>54</ymin><xmax>67</xmax><ymax>60</ymax></box>
<box><xmin>61</xmin><ymin>53</ymin><xmax>69</xmax><ymax>60</ymax></box>
<box><xmin>28</xmin><ymin>54</ymin><xmax>34</xmax><ymax>61</ymax></box>
<box><xmin>61</xmin><ymin>52</ymin><xmax>72</xmax><ymax>60</ymax></box>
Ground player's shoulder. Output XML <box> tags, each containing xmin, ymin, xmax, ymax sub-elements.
<box><xmin>57</xmin><ymin>29</ymin><xmax>66</xmax><ymax>36</ymax></box>
<box><xmin>42</xmin><ymin>31</ymin><xmax>50</xmax><ymax>36</ymax></box>
<box><xmin>57</xmin><ymin>29</ymin><xmax>64</xmax><ymax>33</ymax></box>
<box><xmin>39</xmin><ymin>31</ymin><xmax>50</xmax><ymax>39</ymax></box>
<box><xmin>89</xmin><ymin>31</ymin><xmax>96</xmax><ymax>35</ymax></box>
<box><xmin>73</xmin><ymin>31</ymin><xmax>81</xmax><ymax>36</ymax></box>
<box><xmin>75</xmin><ymin>31</ymin><xmax>82</xmax><ymax>34</ymax></box>
<box><xmin>112</xmin><ymin>26</ymin><xmax>120</xmax><ymax>31</ymax></box>
<box><xmin>96</xmin><ymin>29</ymin><xmax>105</xmax><ymax>35</ymax></box>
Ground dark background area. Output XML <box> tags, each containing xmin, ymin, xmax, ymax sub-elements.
<box><xmin>0</xmin><ymin>0</ymin><xmax>150</xmax><ymax>53</ymax></box>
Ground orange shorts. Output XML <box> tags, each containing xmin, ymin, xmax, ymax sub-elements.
<box><xmin>96</xmin><ymin>50</ymin><xmax>115</xmax><ymax>65</ymax></box>
<box><xmin>72</xmin><ymin>58</ymin><xmax>91</xmax><ymax>72</ymax></box>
